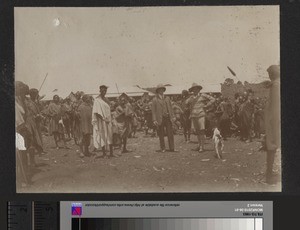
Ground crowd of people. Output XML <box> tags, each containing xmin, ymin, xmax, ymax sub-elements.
<box><xmin>15</xmin><ymin>65</ymin><xmax>280</xmax><ymax>186</ymax></box>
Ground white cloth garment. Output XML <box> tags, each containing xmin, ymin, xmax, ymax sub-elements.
<box><xmin>92</xmin><ymin>96</ymin><xmax>113</xmax><ymax>149</ymax></box>
<box><xmin>16</xmin><ymin>132</ymin><xmax>26</xmax><ymax>150</ymax></box>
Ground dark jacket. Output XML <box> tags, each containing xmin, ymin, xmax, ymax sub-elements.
<box><xmin>265</xmin><ymin>79</ymin><xmax>280</xmax><ymax>150</ymax></box>
<box><xmin>78</xmin><ymin>102</ymin><xmax>93</xmax><ymax>135</ymax></box>
<box><xmin>152</xmin><ymin>95</ymin><xmax>175</xmax><ymax>125</ymax></box>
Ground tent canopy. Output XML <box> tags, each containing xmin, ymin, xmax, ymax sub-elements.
<box><xmin>145</xmin><ymin>84</ymin><xmax>221</xmax><ymax>95</ymax></box>
<box><xmin>41</xmin><ymin>86</ymin><xmax>154</xmax><ymax>101</ymax></box>
<box><xmin>41</xmin><ymin>89</ymin><xmax>71</xmax><ymax>101</ymax></box>
<box><xmin>91</xmin><ymin>86</ymin><xmax>154</xmax><ymax>98</ymax></box>
<box><xmin>41</xmin><ymin>84</ymin><xmax>220</xmax><ymax>101</ymax></box>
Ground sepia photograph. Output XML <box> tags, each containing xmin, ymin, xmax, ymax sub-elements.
<box><xmin>14</xmin><ymin>6</ymin><xmax>280</xmax><ymax>193</ymax></box>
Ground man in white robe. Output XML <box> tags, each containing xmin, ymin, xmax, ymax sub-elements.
<box><xmin>92</xmin><ymin>85</ymin><xmax>114</xmax><ymax>157</ymax></box>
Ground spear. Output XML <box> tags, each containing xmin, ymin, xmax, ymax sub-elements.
<box><xmin>227</xmin><ymin>66</ymin><xmax>236</xmax><ymax>77</ymax></box>
<box><xmin>115</xmin><ymin>83</ymin><xmax>120</xmax><ymax>96</ymax></box>
<box><xmin>38</xmin><ymin>73</ymin><xmax>48</xmax><ymax>92</ymax></box>
<box><xmin>227</xmin><ymin>66</ymin><xmax>242</xmax><ymax>83</ymax></box>
<box><xmin>227</xmin><ymin>66</ymin><xmax>247</xmax><ymax>90</ymax></box>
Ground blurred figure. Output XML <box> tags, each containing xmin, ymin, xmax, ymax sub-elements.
<box><xmin>172</xmin><ymin>101</ymin><xmax>183</xmax><ymax>134</ymax></box>
<box><xmin>264</xmin><ymin>65</ymin><xmax>280</xmax><ymax>184</ymax></box>
<box><xmin>115</xmin><ymin>97</ymin><xmax>134</xmax><ymax>153</ymax></box>
<box><xmin>77</xmin><ymin>95</ymin><xmax>93</xmax><ymax>158</ymax></box>
<box><xmin>15</xmin><ymin>81</ymin><xmax>32</xmax><ymax>186</ymax></box>
<box><xmin>217</xmin><ymin>97</ymin><xmax>233</xmax><ymax>140</ymax></box>
<box><xmin>72</xmin><ymin>92</ymin><xmax>83</xmax><ymax>145</ymax></box>
<box><xmin>111</xmin><ymin>104</ymin><xmax>122</xmax><ymax>149</ymax></box>
<box><xmin>131</xmin><ymin>112</ymin><xmax>139</xmax><ymax>138</ymax></box>
<box><xmin>61</xmin><ymin>97</ymin><xmax>73</xmax><ymax>140</ymax></box>
<box><xmin>142</xmin><ymin>98</ymin><xmax>156</xmax><ymax>136</ymax></box>
<box><xmin>253</xmin><ymin>98</ymin><xmax>265</xmax><ymax>138</ymax></box>
<box><xmin>239</xmin><ymin>92</ymin><xmax>254</xmax><ymax>142</ymax></box>
<box><xmin>129</xmin><ymin>99</ymin><xmax>139</xmax><ymax>138</ymax></box>
<box><xmin>48</xmin><ymin>95</ymin><xmax>68</xmax><ymax>149</ymax></box>
<box><xmin>233</xmin><ymin>93</ymin><xmax>242</xmax><ymax>136</ymax></box>
<box><xmin>180</xmin><ymin>90</ymin><xmax>192</xmax><ymax>142</ymax></box>
<box><xmin>125</xmin><ymin>98</ymin><xmax>135</xmax><ymax>138</ymax></box>
<box><xmin>205</xmin><ymin>95</ymin><xmax>219</xmax><ymax>138</ymax></box>
<box><xmin>25</xmin><ymin>88</ymin><xmax>45</xmax><ymax>156</ymax></box>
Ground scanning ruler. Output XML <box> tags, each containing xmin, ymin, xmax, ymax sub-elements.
<box><xmin>7</xmin><ymin>202</ymin><xmax>59</xmax><ymax>230</ymax></box>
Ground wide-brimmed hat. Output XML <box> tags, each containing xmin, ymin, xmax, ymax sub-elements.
<box><xmin>156</xmin><ymin>84</ymin><xmax>166</xmax><ymax>93</ymax></box>
<box><xmin>189</xmin><ymin>83</ymin><xmax>203</xmax><ymax>92</ymax></box>
<box><xmin>99</xmin><ymin>85</ymin><xmax>109</xmax><ymax>89</ymax></box>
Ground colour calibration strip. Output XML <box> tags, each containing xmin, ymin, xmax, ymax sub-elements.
<box><xmin>72</xmin><ymin>218</ymin><xmax>263</xmax><ymax>230</ymax></box>
<box><xmin>61</xmin><ymin>201</ymin><xmax>272</xmax><ymax>230</ymax></box>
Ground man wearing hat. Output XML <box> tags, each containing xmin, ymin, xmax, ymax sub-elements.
<box><xmin>264</xmin><ymin>65</ymin><xmax>280</xmax><ymax>184</ymax></box>
<box><xmin>152</xmin><ymin>84</ymin><xmax>176</xmax><ymax>152</ymax></box>
<box><xmin>186</xmin><ymin>83</ymin><xmax>215</xmax><ymax>152</ymax></box>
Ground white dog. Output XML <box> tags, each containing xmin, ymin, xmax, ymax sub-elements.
<box><xmin>212</xmin><ymin>128</ymin><xmax>224</xmax><ymax>159</ymax></box>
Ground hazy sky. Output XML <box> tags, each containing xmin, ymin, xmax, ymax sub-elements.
<box><xmin>15</xmin><ymin>6</ymin><xmax>279</xmax><ymax>96</ymax></box>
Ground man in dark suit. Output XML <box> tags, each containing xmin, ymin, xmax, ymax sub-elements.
<box><xmin>152</xmin><ymin>84</ymin><xmax>177</xmax><ymax>152</ymax></box>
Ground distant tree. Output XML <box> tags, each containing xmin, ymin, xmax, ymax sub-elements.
<box><xmin>244</xmin><ymin>81</ymin><xmax>249</xmax><ymax>85</ymax></box>
<box><xmin>237</xmin><ymin>81</ymin><xmax>243</xmax><ymax>85</ymax></box>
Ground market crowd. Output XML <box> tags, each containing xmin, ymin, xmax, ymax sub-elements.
<box><xmin>15</xmin><ymin>65</ymin><xmax>280</xmax><ymax>186</ymax></box>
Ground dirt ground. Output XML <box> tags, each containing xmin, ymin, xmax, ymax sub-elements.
<box><xmin>18</xmin><ymin>132</ymin><xmax>281</xmax><ymax>193</ymax></box>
